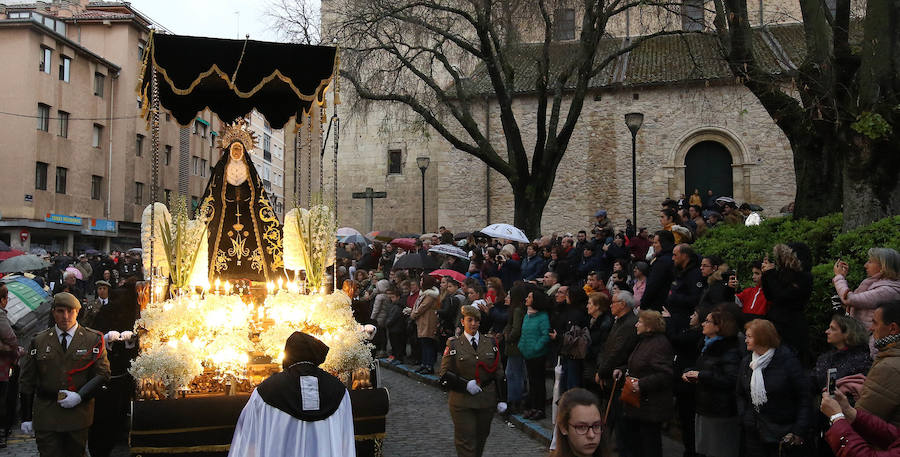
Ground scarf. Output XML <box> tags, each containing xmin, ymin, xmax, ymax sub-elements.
<box><xmin>875</xmin><ymin>333</ymin><xmax>900</xmax><ymax>350</ymax></box>
<box><xmin>749</xmin><ymin>348</ymin><xmax>775</xmax><ymax>407</ymax></box>
<box><xmin>701</xmin><ymin>336</ymin><xmax>722</xmax><ymax>353</ymax></box>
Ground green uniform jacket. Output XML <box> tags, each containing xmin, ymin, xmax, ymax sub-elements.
<box><xmin>440</xmin><ymin>334</ymin><xmax>505</xmax><ymax>409</ymax></box>
<box><xmin>20</xmin><ymin>325</ymin><xmax>111</xmax><ymax>432</ymax></box>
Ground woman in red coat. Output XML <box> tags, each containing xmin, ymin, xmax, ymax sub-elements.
<box><xmin>821</xmin><ymin>389</ymin><xmax>900</xmax><ymax>456</ymax></box>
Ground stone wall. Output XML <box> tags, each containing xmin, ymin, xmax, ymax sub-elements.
<box><xmin>331</xmin><ymin>81</ymin><xmax>796</xmax><ymax>236</ymax></box>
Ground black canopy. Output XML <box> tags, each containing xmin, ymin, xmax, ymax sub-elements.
<box><xmin>139</xmin><ymin>33</ymin><xmax>337</xmax><ymax>130</ymax></box>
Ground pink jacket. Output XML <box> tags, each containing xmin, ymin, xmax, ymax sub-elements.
<box><xmin>826</xmin><ymin>409</ymin><xmax>900</xmax><ymax>456</ymax></box>
<box><xmin>833</xmin><ymin>274</ymin><xmax>900</xmax><ymax>330</ymax></box>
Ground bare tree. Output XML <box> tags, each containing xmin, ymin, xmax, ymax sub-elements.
<box><xmin>711</xmin><ymin>0</ymin><xmax>899</xmax><ymax>229</ymax></box>
<box><xmin>267</xmin><ymin>0</ymin><xmax>322</xmax><ymax>45</ymax></box>
<box><xmin>304</xmin><ymin>0</ymin><xmax>684</xmax><ymax>238</ymax></box>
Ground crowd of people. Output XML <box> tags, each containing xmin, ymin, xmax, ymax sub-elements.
<box><xmin>335</xmin><ymin>197</ymin><xmax>900</xmax><ymax>457</ymax></box>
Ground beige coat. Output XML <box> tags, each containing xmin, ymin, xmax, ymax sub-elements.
<box><xmin>410</xmin><ymin>287</ymin><xmax>440</xmax><ymax>340</ymax></box>
<box><xmin>857</xmin><ymin>342</ymin><xmax>900</xmax><ymax>427</ymax></box>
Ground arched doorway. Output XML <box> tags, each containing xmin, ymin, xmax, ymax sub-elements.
<box><xmin>684</xmin><ymin>140</ymin><xmax>733</xmax><ymax>198</ymax></box>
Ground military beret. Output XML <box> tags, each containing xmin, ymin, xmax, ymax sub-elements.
<box><xmin>53</xmin><ymin>292</ymin><xmax>81</xmax><ymax>310</ymax></box>
<box><xmin>95</xmin><ymin>280</ymin><xmax>112</xmax><ymax>288</ymax></box>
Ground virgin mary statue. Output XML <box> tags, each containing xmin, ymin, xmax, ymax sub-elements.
<box><xmin>197</xmin><ymin>119</ymin><xmax>283</xmax><ymax>282</ymax></box>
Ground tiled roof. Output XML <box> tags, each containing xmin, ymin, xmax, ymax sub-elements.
<box><xmin>67</xmin><ymin>10</ymin><xmax>135</xmax><ymax>20</ymax></box>
<box><xmin>459</xmin><ymin>22</ymin><xmax>857</xmax><ymax>96</ymax></box>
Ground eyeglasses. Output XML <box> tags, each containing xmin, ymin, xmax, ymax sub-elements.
<box><xmin>569</xmin><ymin>422</ymin><xmax>602</xmax><ymax>435</ymax></box>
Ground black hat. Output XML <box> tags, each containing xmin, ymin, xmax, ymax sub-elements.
<box><xmin>282</xmin><ymin>332</ymin><xmax>330</xmax><ymax>369</ymax></box>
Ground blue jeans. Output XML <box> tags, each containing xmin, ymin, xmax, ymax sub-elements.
<box><xmin>561</xmin><ymin>358</ymin><xmax>583</xmax><ymax>393</ymax></box>
<box><xmin>419</xmin><ymin>337</ymin><xmax>437</xmax><ymax>369</ymax></box>
<box><xmin>505</xmin><ymin>355</ymin><xmax>526</xmax><ymax>404</ymax></box>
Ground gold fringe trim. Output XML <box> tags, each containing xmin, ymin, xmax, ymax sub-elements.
<box><xmin>130</xmin><ymin>424</ymin><xmax>234</xmax><ymax>435</ymax></box>
<box><xmin>131</xmin><ymin>444</ymin><xmax>230</xmax><ymax>454</ymax></box>
<box><xmin>355</xmin><ymin>433</ymin><xmax>386</xmax><ymax>441</ymax></box>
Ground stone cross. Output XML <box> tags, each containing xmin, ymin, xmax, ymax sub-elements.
<box><xmin>351</xmin><ymin>187</ymin><xmax>387</xmax><ymax>233</ymax></box>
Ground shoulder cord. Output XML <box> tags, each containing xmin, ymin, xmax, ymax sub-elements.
<box><xmin>474</xmin><ymin>340</ymin><xmax>500</xmax><ymax>385</ymax></box>
<box><xmin>65</xmin><ymin>334</ymin><xmax>105</xmax><ymax>391</ymax></box>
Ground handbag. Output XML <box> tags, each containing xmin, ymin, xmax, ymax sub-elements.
<box><xmin>619</xmin><ymin>376</ymin><xmax>641</xmax><ymax>408</ymax></box>
<box><xmin>561</xmin><ymin>324</ymin><xmax>591</xmax><ymax>360</ymax></box>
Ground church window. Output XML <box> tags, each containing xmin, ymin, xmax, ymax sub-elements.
<box><xmin>682</xmin><ymin>0</ymin><xmax>705</xmax><ymax>31</ymax></box>
<box><xmin>554</xmin><ymin>8</ymin><xmax>576</xmax><ymax>41</ymax></box>
<box><xmin>388</xmin><ymin>149</ymin><xmax>402</xmax><ymax>174</ymax></box>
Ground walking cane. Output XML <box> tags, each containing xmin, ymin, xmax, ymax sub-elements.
<box><xmin>603</xmin><ymin>376</ymin><xmax>619</xmax><ymax>424</ymax></box>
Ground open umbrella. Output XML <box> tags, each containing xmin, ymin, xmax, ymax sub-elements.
<box><xmin>480</xmin><ymin>223</ymin><xmax>529</xmax><ymax>243</ymax></box>
<box><xmin>715</xmin><ymin>196</ymin><xmax>736</xmax><ymax>206</ymax></box>
<box><xmin>0</xmin><ymin>249</ymin><xmax>25</xmax><ymax>261</ymax></box>
<box><xmin>29</xmin><ymin>248</ymin><xmax>48</xmax><ymax>257</ymax></box>
<box><xmin>389</xmin><ymin>238</ymin><xmax>417</xmax><ymax>251</ymax></box>
<box><xmin>748</xmin><ymin>203</ymin><xmax>764</xmax><ymax>211</ymax></box>
<box><xmin>64</xmin><ymin>266</ymin><xmax>83</xmax><ymax>280</ymax></box>
<box><xmin>0</xmin><ymin>254</ymin><xmax>51</xmax><ymax>273</ymax></box>
<box><xmin>0</xmin><ymin>240</ymin><xmax>11</xmax><ymax>251</ymax></box>
<box><xmin>419</xmin><ymin>232</ymin><xmax>439</xmax><ymax>241</ymax></box>
<box><xmin>337</xmin><ymin>227</ymin><xmax>363</xmax><ymax>238</ymax></box>
<box><xmin>2</xmin><ymin>276</ymin><xmax>52</xmax><ymax>348</ymax></box>
<box><xmin>392</xmin><ymin>253</ymin><xmax>438</xmax><ymax>271</ymax></box>
<box><xmin>428</xmin><ymin>269</ymin><xmax>466</xmax><ymax>283</ymax></box>
<box><xmin>336</xmin><ymin>249</ymin><xmax>353</xmax><ymax>260</ymax></box>
<box><xmin>429</xmin><ymin>244</ymin><xmax>469</xmax><ymax>260</ymax></box>
<box><xmin>453</xmin><ymin>231</ymin><xmax>471</xmax><ymax>241</ymax></box>
<box><xmin>367</xmin><ymin>230</ymin><xmax>408</xmax><ymax>242</ymax></box>
<box><xmin>341</xmin><ymin>234</ymin><xmax>370</xmax><ymax>246</ymax></box>
<box><xmin>84</xmin><ymin>248</ymin><xmax>102</xmax><ymax>256</ymax></box>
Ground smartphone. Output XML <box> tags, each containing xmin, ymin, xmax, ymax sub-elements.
<box><xmin>725</xmin><ymin>269</ymin><xmax>736</xmax><ymax>282</ymax></box>
<box><xmin>826</xmin><ymin>368</ymin><xmax>838</xmax><ymax>396</ymax></box>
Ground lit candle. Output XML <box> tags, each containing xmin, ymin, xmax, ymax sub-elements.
<box><xmin>267</xmin><ymin>282</ymin><xmax>274</xmax><ymax>295</ymax></box>
<box><xmin>224</xmin><ymin>280</ymin><xmax>231</xmax><ymax>295</ymax></box>
<box><xmin>277</xmin><ymin>278</ymin><xmax>284</xmax><ymax>291</ymax></box>
<box><xmin>214</xmin><ymin>278</ymin><xmax>221</xmax><ymax>293</ymax></box>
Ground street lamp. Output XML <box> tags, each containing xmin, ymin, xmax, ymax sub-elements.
<box><xmin>416</xmin><ymin>156</ymin><xmax>430</xmax><ymax>233</ymax></box>
<box><xmin>625</xmin><ymin>112</ymin><xmax>644</xmax><ymax>231</ymax></box>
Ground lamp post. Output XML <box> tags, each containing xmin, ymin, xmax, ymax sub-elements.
<box><xmin>416</xmin><ymin>156</ymin><xmax>430</xmax><ymax>233</ymax></box>
<box><xmin>624</xmin><ymin>112</ymin><xmax>644</xmax><ymax>230</ymax></box>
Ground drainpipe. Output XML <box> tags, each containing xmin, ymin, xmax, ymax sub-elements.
<box><xmin>106</xmin><ymin>70</ymin><xmax>117</xmax><ymax>218</ymax></box>
<box><xmin>484</xmin><ymin>97</ymin><xmax>491</xmax><ymax>225</ymax></box>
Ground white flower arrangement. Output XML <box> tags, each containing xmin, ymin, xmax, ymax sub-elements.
<box><xmin>129</xmin><ymin>344</ymin><xmax>203</xmax><ymax>390</ymax></box>
<box><xmin>132</xmin><ymin>290</ymin><xmax>372</xmax><ymax>393</ymax></box>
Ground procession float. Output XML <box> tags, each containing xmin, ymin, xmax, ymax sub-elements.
<box><xmin>129</xmin><ymin>31</ymin><xmax>387</xmax><ymax>457</ymax></box>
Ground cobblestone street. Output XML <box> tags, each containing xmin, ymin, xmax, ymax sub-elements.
<box><xmin>380</xmin><ymin>368</ymin><xmax>549</xmax><ymax>457</ymax></box>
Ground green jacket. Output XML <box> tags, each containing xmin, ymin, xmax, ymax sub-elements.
<box><xmin>518</xmin><ymin>311</ymin><xmax>551</xmax><ymax>360</ymax></box>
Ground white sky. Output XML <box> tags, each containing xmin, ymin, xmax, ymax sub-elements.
<box><xmin>127</xmin><ymin>0</ymin><xmax>292</xmax><ymax>42</ymax></box>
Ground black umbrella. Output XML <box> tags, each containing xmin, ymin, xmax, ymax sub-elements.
<box><xmin>454</xmin><ymin>231</ymin><xmax>471</xmax><ymax>241</ymax></box>
<box><xmin>748</xmin><ymin>204</ymin><xmax>764</xmax><ymax>211</ymax></box>
<box><xmin>336</xmin><ymin>249</ymin><xmax>353</xmax><ymax>260</ymax></box>
<box><xmin>392</xmin><ymin>253</ymin><xmax>438</xmax><ymax>271</ymax></box>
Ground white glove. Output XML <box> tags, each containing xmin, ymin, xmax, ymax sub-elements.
<box><xmin>104</xmin><ymin>331</ymin><xmax>121</xmax><ymax>343</ymax></box>
<box><xmin>466</xmin><ymin>379</ymin><xmax>482</xmax><ymax>395</ymax></box>
<box><xmin>497</xmin><ymin>402</ymin><xmax>508</xmax><ymax>414</ymax></box>
<box><xmin>21</xmin><ymin>421</ymin><xmax>33</xmax><ymax>434</ymax></box>
<box><xmin>402</xmin><ymin>307</ymin><xmax>412</xmax><ymax>315</ymax></box>
<box><xmin>120</xmin><ymin>331</ymin><xmax>134</xmax><ymax>341</ymax></box>
<box><xmin>58</xmin><ymin>390</ymin><xmax>82</xmax><ymax>409</ymax></box>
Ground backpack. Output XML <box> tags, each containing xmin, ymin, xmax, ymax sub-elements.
<box><xmin>561</xmin><ymin>324</ymin><xmax>591</xmax><ymax>360</ymax></box>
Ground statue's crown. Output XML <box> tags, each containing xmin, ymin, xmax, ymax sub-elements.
<box><xmin>217</xmin><ymin>118</ymin><xmax>257</xmax><ymax>150</ymax></box>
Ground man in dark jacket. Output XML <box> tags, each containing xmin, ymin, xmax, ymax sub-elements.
<box><xmin>641</xmin><ymin>231</ymin><xmax>675</xmax><ymax>312</ymax></box>
<box><xmin>594</xmin><ymin>290</ymin><xmax>639</xmax><ymax>453</ymax></box>
<box><xmin>520</xmin><ymin>245</ymin><xmax>546</xmax><ymax>281</ymax></box>
<box><xmin>667</xmin><ymin>243</ymin><xmax>705</xmax><ymax>337</ymax></box>
<box><xmin>575</xmin><ymin>243</ymin><xmax>602</xmax><ymax>283</ymax></box>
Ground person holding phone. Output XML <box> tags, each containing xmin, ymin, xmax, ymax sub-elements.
<box><xmin>811</xmin><ymin>315</ymin><xmax>872</xmax><ymax>396</ymax></box>
<box><xmin>697</xmin><ymin>255</ymin><xmax>737</xmax><ymax>317</ymax></box>
<box><xmin>832</xmin><ymin>248</ymin><xmax>900</xmax><ymax>337</ymax></box>
<box><xmin>819</xmin><ymin>389</ymin><xmax>900</xmax><ymax>457</ymax></box>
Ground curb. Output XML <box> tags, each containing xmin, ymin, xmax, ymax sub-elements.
<box><xmin>377</xmin><ymin>358</ymin><xmax>553</xmax><ymax>447</ymax></box>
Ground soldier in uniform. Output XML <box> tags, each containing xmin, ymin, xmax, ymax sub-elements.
<box><xmin>439</xmin><ymin>305</ymin><xmax>508</xmax><ymax>457</ymax></box>
<box><xmin>78</xmin><ymin>280</ymin><xmax>111</xmax><ymax>328</ymax></box>
<box><xmin>19</xmin><ymin>292</ymin><xmax>110</xmax><ymax>457</ymax></box>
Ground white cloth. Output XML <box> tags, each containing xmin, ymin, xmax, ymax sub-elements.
<box><xmin>464</xmin><ymin>331</ymin><xmax>479</xmax><ymax>348</ymax></box>
<box><xmin>55</xmin><ymin>323</ymin><xmax>77</xmax><ymax>348</ymax></box>
<box><xmin>228</xmin><ymin>389</ymin><xmax>356</xmax><ymax>457</ymax></box>
<box><xmin>225</xmin><ymin>160</ymin><xmax>249</xmax><ymax>186</ymax></box>
<box><xmin>749</xmin><ymin>348</ymin><xmax>775</xmax><ymax>407</ymax></box>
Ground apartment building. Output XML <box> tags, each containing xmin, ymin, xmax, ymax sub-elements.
<box><xmin>0</xmin><ymin>0</ymin><xmax>219</xmax><ymax>253</ymax></box>
<box><xmin>245</xmin><ymin>110</ymin><xmax>286</xmax><ymax>220</ymax></box>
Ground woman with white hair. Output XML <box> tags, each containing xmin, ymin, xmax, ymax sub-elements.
<box><xmin>832</xmin><ymin>247</ymin><xmax>900</xmax><ymax>331</ymax></box>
